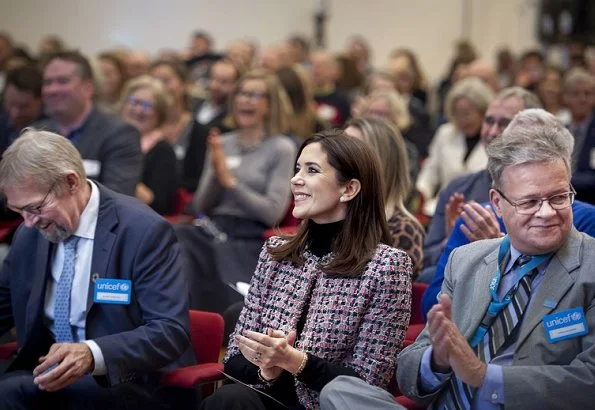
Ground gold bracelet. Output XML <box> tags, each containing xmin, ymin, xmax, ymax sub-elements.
<box><xmin>293</xmin><ymin>351</ymin><xmax>308</xmax><ymax>377</ymax></box>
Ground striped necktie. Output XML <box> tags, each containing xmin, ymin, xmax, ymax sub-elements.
<box><xmin>434</xmin><ymin>254</ymin><xmax>536</xmax><ymax>410</ymax></box>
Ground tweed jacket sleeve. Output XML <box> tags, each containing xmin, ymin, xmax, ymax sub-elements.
<box><xmin>347</xmin><ymin>245</ymin><xmax>413</xmax><ymax>388</ymax></box>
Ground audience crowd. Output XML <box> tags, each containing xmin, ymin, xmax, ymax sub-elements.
<box><xmin>0</xmin><ymin>27</ymin><xmax>594</xmax><ymax>409</ymax></box>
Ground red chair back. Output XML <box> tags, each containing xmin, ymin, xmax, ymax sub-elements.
<box><xmin>173</xmin><ymin>188</ymin><xmax>193</xmax><ymax>216</ymax></box>
<box><xmin>0</xmin><ymin>218</ymin><xmax>22</xmax><ymax>243</ymax></box>
<box><xmin>279</xmin><ymin>200</ymin><xmax>300</xmax><ymax>227</ymax></box>
<box><xmin>189</xmin><ymin>310</ymin><xmax>224</xmax><ymax>365</ymax></box>
<box><xmin>0</xmin><ymin>341</ymin><xmax>17</xmax><ymax>360</ymax></box>
<box><xmin>263</xmin><ymin>200</ymin><xmax>300</xmax><ymax>240</ymax></box>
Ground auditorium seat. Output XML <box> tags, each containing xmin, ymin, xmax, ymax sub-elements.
<box><xmin>0</xmin><ymin>341</ymin><xmax>17</xmax><ymax>360</ymax></box>
<box><xmin>160</xmin><ymin>310</ymin><xmax>225</xmax><ymax>397</ymax></box>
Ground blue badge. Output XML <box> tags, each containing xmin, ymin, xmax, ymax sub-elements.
<box><xmin>542</xmin><ymin>307</ymin><xmax>588</xmax><ymax>343</ymax></box>
<box><xmin>93</xmin><ymin>278</ymin><xmax>132</xmax><ymax>305</ymax></box>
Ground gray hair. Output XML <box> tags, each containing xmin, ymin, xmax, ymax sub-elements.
<box><xmin>0</xmin><ymin>129</ymin><xmax>86</xmax><ymax>194</ymax></box>
<box><xmin>495</xmin><ymin>86</ymin><xmax>542</xmax><ymax>109</ymax></box>
<box><xmin>445</xmin><ymin>77</ymin><xmax>494</xmax><ymax>123</ymax></box>
<box><xmin>487</xmin><ymin>109</ymin><xmax>574</xmax><ymax>187</ymax></box>
<box><xmin>563</xmin><ymin>67</ymin><xmax>595</xmax><ymax>91</ymax></box>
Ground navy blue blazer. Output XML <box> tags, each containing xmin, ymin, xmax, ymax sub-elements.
<box><xmin>0</xmin><ymin>184</ymin><xmax>195</xmax><ymax>386</ymax></box>
<box><xmin>422</xmin><ymin>169</ymin><xmax>492</xmax><ymax>274</ymax></box>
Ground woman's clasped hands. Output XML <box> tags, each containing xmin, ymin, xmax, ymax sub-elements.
<box><xmin>236</xmin><ymin>329</ymin><xmax>306</xmax><ymax>381</ymax></box>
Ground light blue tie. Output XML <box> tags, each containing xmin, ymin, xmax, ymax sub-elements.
<box><xmin>54</xmin><ymin>235</ymin><xmax>80</xmax><ymax>343</ymax></box>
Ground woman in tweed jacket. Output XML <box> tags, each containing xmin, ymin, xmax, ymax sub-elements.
<box><xmin>201</xmin><ymin>130</ymin><xmax>413</xmax><ymax>409</ymax></box>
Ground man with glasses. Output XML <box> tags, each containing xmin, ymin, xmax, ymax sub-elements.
<box><xmin>421</xmin><ymin>87</ymin><xmax>542</xmax><ymax>284</ymax></box>
<box><xmin>0</xmin><ymin>130</ymin><xmax>194</xmax><ymax>409</ymax></box>
<box><xmin>35</xmin><ymin>50</ymin><xmax>142</xmax><ymax>197</ymax></box>
<box><xmin>320</xmin><ymin>109</ymin><xmax>595</xmax><ymax>409</ymax></box>
<box><xmin>421</xmin><ymin>90</ymin><xmax>595</xmax><ymax>318</ymax></box>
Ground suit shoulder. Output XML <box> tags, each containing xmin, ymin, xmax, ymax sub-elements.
<box><xmin>580</xmin><ymin>231</ymin><xmax>595</xmax><ymax>250</ymax></box>
<box><xmin>100</xmin><ymin>186</ymin><xmax>167</xmax><ymax>228</ymax></box>
<box><xmin>93</xmin><ymin>109</ymin><xmax>139</xmax><ymax>137</ymax></box>
<box><xmin>371</xmin><ymin>244</ymin><xmax>413</xmax><ymax>275</ymax></box>
<box><xmin>445</xmin><ymin>170</ymin><xmax>486</xmax><ymax>192</ymax></box>
<box><xmin>451</xmin><ymin>238</ymin><xmax>501</xmax><ymax>262</ymax></box>
<box><xmin>434</xmin><ymin>122</ymin><xmax>458</xmax><ymax>140</ymax></box>
<box><xmin>31</xmin><ymin>118</ymin><xmax>53</xmax><ymax>131</ymax></box>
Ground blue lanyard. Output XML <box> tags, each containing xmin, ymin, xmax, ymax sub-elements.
<box><xmin>469</xmin><ymin>236</ymin><xmax>551</xmax><ymax>347</ymax></box>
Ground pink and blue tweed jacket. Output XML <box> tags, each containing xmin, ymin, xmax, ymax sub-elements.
<box><xmin>225</xmin><ymin>236</ymin><xmax>413</xmax><ymax>409</ymax></box>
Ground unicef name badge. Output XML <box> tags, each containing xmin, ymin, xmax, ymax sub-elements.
<box><xmin>543</xmin><ymin>307</ymin><xmax>588</xmax><ymax>343</ymax></box>
<box><xmin>93</xmin><ymin>279</ymin><xmax>132</xmax><ymax>305</ymax></box>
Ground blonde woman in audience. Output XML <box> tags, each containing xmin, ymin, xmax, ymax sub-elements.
<box><xmin>345</xmin><ymin>117</ymin><xmax>425</xmax><ymax>277</ymax></box>
<box><xmin>389</xmin><ymin>48</ymin><xmax>429</xmax><ymax>106</ymax></box>
<box><xmin>200</xmin><ymin>130</ymin><xmax>412</xmax><ymax>410</ymax></box>
<box><xmin>360</xmin><ymin>88</ymin><xmax>433</xmax><ymax>156</ymax></box>
<box><xmin>175</xmin><ymin>69</ymin><xmax>296</xmax><ymax>313</ymax></box>
<box><xmin>275</xmin><ymin>65</ymin><xmax>325</xmax><ymax>141</ymax></box>
<box><xmin>416</xmin><ymin>77</ymin><xmax>494</xmax><ymax>216</ymax></box>
<box><xmin>119</xmin><ymin>75</ymin><xmax>179</xmax><ymax>214</ymax></box>
<box><xmin>97</xmin><ymin>51</ymin><xmax>128</xmax><ymax>112</ymax></box>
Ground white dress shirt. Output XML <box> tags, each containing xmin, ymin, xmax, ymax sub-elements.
<box><xmin>44</xmin><ymin>180</ymin><xmax>106</xmax><ymax>375</ymax></box>
<box><xmin>196</xmin><ymin>101</ymin><xmax>220</xmax><ymax>125</ymax></box>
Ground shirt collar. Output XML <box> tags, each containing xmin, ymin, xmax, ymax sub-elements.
<box><xmin>504</xmin><ymin>245</ymin><xmax>523</xmax><ymax>274</ymax></box>
<box><xmin>73</xmin><ymin>180</ymin><xmax>99</xmax><ymax>240</ymax></box>
<box><xmin>52</xmin><ymin>106</ymin><xmax>96</xmax><ymax>139</ymax></box>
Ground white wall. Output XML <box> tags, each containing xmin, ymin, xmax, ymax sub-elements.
<box><xmin>0</xmin><ymin>0</ymin><xmax>540</xmax><ymax>82</ymax></box>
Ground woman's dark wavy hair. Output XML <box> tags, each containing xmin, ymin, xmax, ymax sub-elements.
<box><xmin>268</xmin><ymin>128</ymin><xmax>392</xmax><ymax>277</ymax></box>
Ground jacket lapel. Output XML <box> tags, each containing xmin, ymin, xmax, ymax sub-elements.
<box><xmin>86</xmin><ymin>185</ymin><xmax>118</xmax><ymax>312</ymax></box>
<box><xmin>516</xmin><ymin>229</ymin><xmax>581</xmax><ymax>350</ymax></box>
<box><xmin>461</xmin><ymin>247</ymin><xmax>499</xmax><ymax>339</ymax></box>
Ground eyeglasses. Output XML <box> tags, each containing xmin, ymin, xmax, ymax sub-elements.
<box><xmin>495</xmin><ymin>187</ymin><xmax>576</xmax><ymax>215</ymax></box>
<box><xmin>11</xmin><ymin>182</ymin><xmax>56</xmax><ymax>216</ymax></box>
<box><xmin>126</xmin><ymin>96</ymin><xmax>154</xmax><ymax>111</ymax></box>
<box><xmin>237</xmin><ymin>90</ymin><xmax>268</xmax><ymax>101</ymax></box>
<box><xmin>367</xmin><ymin>109</ymin><xmax>391</xmax><ymax>119</ymax></box>
<box><xmin>483</xmin><ymin>116</ymin><xmax>512</xmax><ymax>130</ymax></box>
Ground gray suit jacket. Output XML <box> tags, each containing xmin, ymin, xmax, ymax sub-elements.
<box><xmin>35</xmin><ymin>107</ymin><xmax>142</xmax><ymax>196</ymax></box>
<box><xmin>397</xmin><ymin>228</ymin><xmax>595</xmax><ymax>409</ymax></box>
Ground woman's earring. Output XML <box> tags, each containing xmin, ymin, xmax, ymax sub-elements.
<box><xmin>340</xmin><ymin>196</ymin><xmax>346</xmax><ymax>202</ymax></box>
